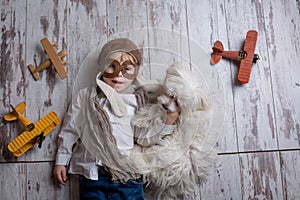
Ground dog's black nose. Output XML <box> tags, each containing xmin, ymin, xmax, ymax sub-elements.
<box><xmin>162</xmin><ymin>104</ymin><xmax>169</xmax><ymax>110</ymax></box>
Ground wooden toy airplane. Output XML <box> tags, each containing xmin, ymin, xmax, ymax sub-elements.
<box><xmin>211</xmin><ymin>30</ymin><xmax>260</xmax><ymax>84</ymax></box>
<box><xmin>28</xmin><ymin>37</ymin><xmax>68</xmax><ymax>80</ymax></box>
<box><xmin>4</xmin><ymin>102</ymin><xmax>60</xmax><ymax>157</ymax></box>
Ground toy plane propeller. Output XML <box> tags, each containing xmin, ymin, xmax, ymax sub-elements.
<box><xmin>211</xmin><ymin>30</ymin><xmax>260</xmax><ymax>84</ymax></box>
<box><xmin>28</xmin><ymin>38</ymin><xmax>68</xmax><ymax>80</ymax></box>
<box><xmin>4</xmin><ymin>102</ymin><xmax>60</xmax><ymax>157</ymax></box>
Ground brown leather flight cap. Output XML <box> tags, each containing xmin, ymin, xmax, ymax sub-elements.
<box><xmin>98</xmin><ymin>38</ymin><xmax>142</xmax><ymax>72</ymax></box>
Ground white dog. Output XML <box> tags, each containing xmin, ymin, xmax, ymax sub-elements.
<box><xmin>132</xmin><ymin>62</ymin><xmax>219</xmax><ymax>199</ymax></box>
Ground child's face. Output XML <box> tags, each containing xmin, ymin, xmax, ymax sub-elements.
<box><xmin>102</xmin><ymin>52</ymin><xmax>135</xmax><ymax>93</ymax></box>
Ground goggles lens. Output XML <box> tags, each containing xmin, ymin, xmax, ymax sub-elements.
<box><xmin>103</xmin><ymin>59</ymin><xmax>138</xmax><ymax>80</ymax></box>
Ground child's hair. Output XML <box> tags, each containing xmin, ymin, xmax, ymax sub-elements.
<box><xmin>119</xmin><ymin>52</ymin><xmax>137</xmax><ymax>66</ymax></box>
<box><xmin>97</xmin><ymin>38</ymin><xmax>143</xmax><ymax>73</ymax></box>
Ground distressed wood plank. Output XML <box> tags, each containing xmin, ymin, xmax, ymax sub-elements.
<box><xmin>106</xmin><ymin>0</ymin><xmax>150</xmax><ymax>79</ymax></box>
<box><xmin>68</xmin><ymin>0</ymin><xmax>149</xmax><ymax>198</ymax></box>
<box><xmin>0</xmin><ymin>163</ymin><xmax>26</xmax><ymax>199</ymax></box>
<box><xmin>0</xmin><ymin>0</ymin><xmax>27</xmax><ymax>162</ymax></box>
<box><xmin>66</xmin><ymin>1</ymin><xmax>108</xmax><ymax>199</ymax></box>
<box><xmin>24</xmin><ymin>0</ymin><xmax>68</xmax><ymax>161</ymax></box>
<box><xmin>145</xmin><ymin>2</ymin><xmax>197</xmax><ymax>199</ymax></box>
<box><xmin>107</xmin><ymin>0</ymin><xmax>148</xmax><ymax>35</ymax></box>
<box><xmin>200</xmin><ymin>154</ymin><xmax>242</xmax><ymax>199</ymax></box>
<box><xmin>263</xmin><ymin>0</ymin><xmax>300</xmax><ymax>149</ymax></box>
<box><xmin>281</xmin><ymin>150</ymin><xmax>300</xmax><ymax>199</ymax></box>
<box><xmin>27</xmin><ymin>162</ymin><xmax>70</xmax><ymax>200</ymax></box>
<box><xmin>223</xmin><ymin>0</ymin><xmax>278</xmax><ymax>152</ymax></box>
<box><xmin>185</xmin><ymin>2</ymin><xmax>236</xmax><ymax>197</ymax></box>
<box><xmin>239</xmin><ymin>152</ymin><xmax>283</xmax><ymax>200</ymax></box>
<box><xmin>146</xmin><ymin>0</ymin><xmax>190</xmax><ymax>81</ymax></box>
<box><xmin>67</xmin><ymin>1</ymin><xmax>108</xmax><ymax>199</ymax></box>
<box><xmin>186</xmin><ymin>0</ymin><xmax>238</xmax><ymax>153</ymax></box>
<box><xmin>67</xmin><ymin>0</ymin><xmax>107</xmax><ymax>102</ymax></box>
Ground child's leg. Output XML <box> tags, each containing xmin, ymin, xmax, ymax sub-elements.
<box><xmin>109</xmin><ymin>178</ymin><xmax>144</xmax><ymax>200</ymax></box>
<box><xmin>79</xmin><ymin>167</ymin><xmax>144</xmax><ymax>200</ymax></box>
<box><xmin>79</xmin><ymin>175</ymin><xmax>109</xmax><ymax>199</ymax></box>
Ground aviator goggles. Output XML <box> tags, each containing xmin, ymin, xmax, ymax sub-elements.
<box><xmin>102</xmin><ymin>59</ymin><xmax>138</xmax><ymax>80</ymax></box>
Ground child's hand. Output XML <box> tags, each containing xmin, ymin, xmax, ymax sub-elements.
<box><xmin>164</xmin><ymin>110</ymin><xmax>180</xmax><ymax>125</ymax></box>
<box><xmin>54</xmin><ymin>165</ymin><xmax>68</xmax><ymax>185</ymax></box>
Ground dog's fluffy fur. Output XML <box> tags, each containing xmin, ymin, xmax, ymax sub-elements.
<box><xmin>132</xmin><ymin>62</ymin><xmax>220</xmax><ymax>199</ymax></box>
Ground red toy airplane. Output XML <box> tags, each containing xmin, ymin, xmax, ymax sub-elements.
<box><xmin>211</xmin><ymin>30</ymin><xmax>260</xmax><ymax>84</ymax></box>
<box><xmin>28</xmin><ymin>38</ymin><xmax>68</xmax><ymax>80</ymax></box>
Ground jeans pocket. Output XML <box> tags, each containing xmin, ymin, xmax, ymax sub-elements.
<box><xmin>127</xmin><ymin>178</ymin><xmax>143</xmax><ymax>186</ymax></box>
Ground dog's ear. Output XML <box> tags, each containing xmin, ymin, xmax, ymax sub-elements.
<box><xmin>141</xmin><ymin>83</ymin><xmax>164</xmax><ymax>103</ymax></box>
<box><xmin>197</xmin><ymin>95</ymin><xmax>210</xmax><ymax>111</ymax></box>
<box><xmin>164</xmin><ymin>62</ymin><xmax>211</xmax><ymax>112</ymax></box>
<box><xmin>196</xmin><ymin>88</ymin><xmax>211</xmax><ymax>111</ymax></box>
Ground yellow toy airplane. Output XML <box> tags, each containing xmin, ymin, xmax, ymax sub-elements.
<box><xmin>28</xmin><ymin>37</ymin><xmax>68</xmax><ymax>80</ymax></box>
<box><xmin>4</xmin><ymin>102</ymin><xmax>60</xmax><ymax>157</ymax></box>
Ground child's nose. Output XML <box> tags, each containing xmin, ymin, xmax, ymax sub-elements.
<box><xmin>118</xmin><ymin>71</ymin><xmax>123</xmax><ymax>77</ymax></box>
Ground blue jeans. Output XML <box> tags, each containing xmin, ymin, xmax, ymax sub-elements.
<box><xmin>79</xmin><ymin>167</ymin><xmax>144</xmax><ymax>200</ymax></box>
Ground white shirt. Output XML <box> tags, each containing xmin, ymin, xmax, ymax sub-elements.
<box><xmin>96</xmin><ymin>93</ymin><xmax>137</xmax><ymax>157</ymax></box>
<box><xmin>55</xmin><ymin>87</ymin><xmax>174</xmax><ymax>180</ymax></box>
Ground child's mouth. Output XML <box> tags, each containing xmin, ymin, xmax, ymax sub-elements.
<box><xmin>112</xmin><ymin>80</ymin><xmax>123</xmax><ymax>84</ymax></box>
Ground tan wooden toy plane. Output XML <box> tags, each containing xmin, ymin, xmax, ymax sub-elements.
<box><xmin>28</xmin><ymin>38</ymin><xmax>68</xmax><ymax>80</ymax></box>
<box><xmin>211</xmin><ymin>30</ymin><xmax>260</xmax><ymax>84</ymax></box>
<box><xmin>4</xmin><ymin>102</ymin><xmax>60</xmax><ymax>157</ymax></box>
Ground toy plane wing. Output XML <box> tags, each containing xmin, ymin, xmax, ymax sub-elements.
<box><xmin>238</xmin><ymin>30</ymin><xmax>258</xmax><ymax>84</ymax></box>
<box><xmin>40</xmin><ymin>38</ymin><xmax>67</xmax><ymax>79</ymax></box>
<box><xmin>7</xmin><ymin>111</ymin><xmax>60</xmax><ymax>157</ymax></box>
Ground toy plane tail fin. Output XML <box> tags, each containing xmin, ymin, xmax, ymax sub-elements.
<box><xmin>4</xmin><ymin>102</ymin><xmax>34</xmax><ymax>131</ymax></box>
<box><xmin>211</xmin><ymin>41</ymin><xmax>224</xmax><ymax>64</ymax></box>
<box><xmin>4</xmin><ymin>102</ymin><xmax>26</xmax><ymax>121</ymax></box>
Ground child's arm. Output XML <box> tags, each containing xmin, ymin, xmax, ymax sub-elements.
<box><xmin>163</xmin><ymin>110</ymin><xmax>180</xmax><ymax>125</ymax></box>
<box><xmin>54</xmin><ymin>105</ymin><xmax>79</xmax><ymax>184</ymax></box>
<box><xmin>54</xmin><ymin>165</ymin><xmax>68</xmax><ymax>185</ymax></box>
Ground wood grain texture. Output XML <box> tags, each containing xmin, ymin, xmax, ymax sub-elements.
<box><xmin>25</xmin><ymin>0</ymin><xmax>68</xmax><ymax>161</ymax></box>
<box><xmin>67</xmin><ymin>0</ymin><xmax>107</xmax><ymax>103</ymax></box>
<box><xmin>0</xmin><ymin>0</ymin><xmax>300</xmax><ymax>199</ymax></box>
<box><xmin>200</xmin><ymin>154</ymin><xmax>243</xmax><ymax>199</ymax></box>
<box><xmin>146</xmin><ymin>0</ymin><xmax>190</xmax><ymax>81</ymax></box>
<box><xmin>27</xmin><ymin>162</ymin><xmax>70</xmax><ymax>200</ymax></box>
<box><xmin>239</xmin><ymin>152</ymin><xmax>283</xmax><ymax>199</ymax></box>
<box><xmin>223</xmin><ymin>0</ymin><xmax>278</xmax><ymax>152</ymax></box>
<box><xmin>186</xmin><ymin>0</ymin><xmax>239</xmax><ymax>153</ymax></box>
<box><xmin>106</xmin><ymin>0</ymin><xmax>150</xmax><ymax>79</ymax></box>
<box><xmin>0</xmin><ymin>163</ymin><xmax>26</xmax><ymax>200</ymax></box>
<box><xmin>281</xmin><ymin>150</ymin><xmax>300</xmax><ymax>199</ymax></box>
<box><xmin>263</xmin><ymin>0</ymin><xmax>300</xmax><ymax>149</ymax></box>
<box><xmin>0</xmin><ymin>0</ymin><xmax>27</xmax><ymax>162</ymax></box>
